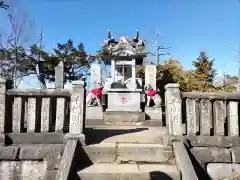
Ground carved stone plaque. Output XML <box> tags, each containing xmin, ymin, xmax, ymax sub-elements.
<box><xmin>200</xmin><ymin>99</ymin><xmax>212</xmax><ymax>135</ymax></box>
<box><xmin>41</xmin><ymin>98</ymin><xmax>50</xmax><ymax>132</ymax></box>
<box><xmin>12</xmin><ymin>97</ymin><xmax>22</xmax><ymax>133</ymax></box>
<box><xmin>27</xmin><ymin>98</ymin><xmax>36</xmax><ymax>132</ymax></box>
<box><xmin>186</xmin><ymin>99</ymin><xmax>199</xmax><ymax>135</ymax></box>
<box><xmin>228</xmin><ymin>101</ymin><xmax>239</xmax><ymax>136</ymax></box>
<box><xmin>55</xmin><ymin>98</ymin><xmax>65</xmax><ymax>132</ymax></box>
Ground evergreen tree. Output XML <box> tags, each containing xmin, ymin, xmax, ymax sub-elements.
<box><xmin>44</xmin><ymin>39</ymin><xmax>92</xmax><ymax>83</ymax></box>
<box><xmin>192</xmin><ymin>51</ymin><xmax>216</xmax><ymax>84</ymax></box>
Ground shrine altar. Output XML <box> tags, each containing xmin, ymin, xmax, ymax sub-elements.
<box><xmin>106</xmin><ymin>89</ymin><xmax>143</xmax><ymax>112</ymax></box>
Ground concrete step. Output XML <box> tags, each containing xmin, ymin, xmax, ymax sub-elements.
<box><xmin>85</xmin><ymin>126</ymin><xmax>168</xmax><ymax>144</ymax></box>
<box><xmin>77</xmin><ymin>163</ymin><xmax>181</xmax><ymax>180</ymax></box>
<box><xmin>86</xmin><ymin>119</ymin><xmax>163</xmax><ymax>127</ymax></box>
<box><xmin>82</xmin><ymin>143</ymin><xmax>175</xmax><ymax>164</ymax></box>
<box><xmin>103</xmin><ymin>111</ymin><xmax>145</xmax><ymax>124</ymax></box>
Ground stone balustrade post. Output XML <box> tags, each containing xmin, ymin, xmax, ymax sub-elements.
<box><xmin>165</xmin><ymin>83</ymin><xmax>182</xmax><ymax>136</ymax></box>
<box><xmin>67</xmin><ymin>80</ymin><xmax>86</xmax><ymax>144</ymax></box>
<box><xmin>0</xmin><ymin>77</ymin><xmax>6</xmax><ymax>133</ymax></box>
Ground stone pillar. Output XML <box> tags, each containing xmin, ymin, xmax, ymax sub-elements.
<box><xmin>165</xmin><ymin>83</ymin><xmax>182</xmax><ymax>136</ymax></box>
<box><xmin>0</xmin><ymin>77</ymin><xmax>6</xmax><ymax>133</ymax></box>
<box><xmin>111</xmin><ymin>59</ymin><xmax>116</xmax><ymax>82</ymax></box>
<box><xmin>90</xmin><ymin>63</ymin><xmax>101</xmax><ymax>89</ymax></box>
<box><xmin>145</xmin><ymin>65</ymin><xmax>156</xmax><ymax>90</ymax></box>
<box><xmin>131</xmin><ymin>58</ymin><xmax>136</xmax><ymax>90</ymax></box>
<box><xmin>68</xmin><ymin>80</ymin><xmax>85</xmax><ymax>144</ymax></box>
<box><xmin>55</xmin><ymin>61</ymin><xmax>64</xmax><ymax>89</ymax></box>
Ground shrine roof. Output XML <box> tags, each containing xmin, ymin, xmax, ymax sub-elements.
<box><xmin>100</xmin><ymin>30</ymin><xmax>147</xmax><ymax>58</ymax></box>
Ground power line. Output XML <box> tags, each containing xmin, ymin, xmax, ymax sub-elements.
<box><xmin>147</xmin><ymin>27</ymin><xmax>171</xmax><ymax>65</ymax></box>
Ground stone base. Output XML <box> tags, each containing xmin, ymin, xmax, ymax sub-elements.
<box><xmin>145</xmin><ymin>107</ymin><xmax>162</xmax><ymax>122</ymax></box>
<box><xmin>65</xmin><ymin>133</ymin><xmax>86</xmax><ymax>145</ymax></box>
<box><xmin>78</xmin><ymin>164</ymin><xmax>181</xmax><ymax>180</ymax></box>
<box><xmin>103</xmin><ymin>111</ymin><xmax>145</xmax><ymax>125</ymax></box>
<box><xmin>86</xmin><ymin>106</ymin><xmax>103</xmax><ymax>120</ymax></box>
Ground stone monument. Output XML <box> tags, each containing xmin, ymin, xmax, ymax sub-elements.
<box><xmin>144</xmin><ymin>64</ymin><xmax>163</xmax><ymax>122</ymax></box>
<box><xmin>86</xmin><ymin>63</ymin><xmax>104</xmax><ymax>120</ymax></box>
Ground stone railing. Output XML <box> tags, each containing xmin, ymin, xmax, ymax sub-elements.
<box><xmin>0</xmin><ymin>79</ymin><xmax>86</xmax><ymax>136</ymax></box>
<box><xmin>165</xmin><ymin>83</ymin><xmax>240</xmax><ymax>136</ymax></box>
<box><xmin>164</xmin><ymin>83</ymin><xmax>240</xmax><ymax>179</ymax></box>
<box><xmin>0</xmin><ymin>79</ymin><xmax>86</xmax><ymax>180</ymax></box>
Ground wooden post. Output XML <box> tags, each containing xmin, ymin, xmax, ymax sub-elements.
<box><xmin>165</xmin><ymin>83</ymin><xmax>183</xmax><ymax>135</ymax></box>
<box><xmin>67</xmin><ymin>80</ymin><xmax>85</xmax><ymax>144</ymax></box>
<box><xmin>0</xmin><ymin>77</ymin><xmax>6</xmax><ymax>133</ymax></box>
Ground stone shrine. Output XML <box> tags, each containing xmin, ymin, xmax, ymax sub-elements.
<box><xmin>99</xmin><ymin>30</ymin><xmax>147</xmax><ymax>123</ymax></box>
<box><xmin>86</xmin><ymin>30</ymin><xmax>163</xmax><ymax>123</ymax></box>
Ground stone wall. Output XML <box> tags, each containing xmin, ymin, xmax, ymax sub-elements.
<box><xmin>183</xmin><ymin>137</ymin><xmax>240</xmax><ymax>179</ymax></box>
<box><xmin>0</xmin><ymin>144</ymin><xmax>65</xmax><ymax>180</ymax></box>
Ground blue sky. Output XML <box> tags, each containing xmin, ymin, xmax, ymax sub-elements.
<box><xmin>0</xmin><ymin>0</ymin><xmax>240</xmax><ymax>88</ymax></box>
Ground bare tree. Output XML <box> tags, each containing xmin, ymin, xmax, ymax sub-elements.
<box><xmin>0</xmin><ymin>5</ymin><xmax>36</xmax><ymax>88</ymax></box>
<box><xmin>0</xmin><ymin>1</ymin><xmax>9</xmax><ymax>10</ymax></box>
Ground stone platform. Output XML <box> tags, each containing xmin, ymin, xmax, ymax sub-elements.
<box><xmin>78</xmin><ymin>164</ymin><xmax>180</xmax><ymax>180</ymax></box>
<box><xmin>103</xmin><ymin>111</ymin><xmax>145</xmax><ymax>124</ymax></box>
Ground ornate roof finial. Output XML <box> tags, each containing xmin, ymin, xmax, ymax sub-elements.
<box><xmin>136</xmin><ymin>29</ymin><xmax>139</xmax><ymax>40</ymax></box>
<box><xmin>108</xmin><ymin>29</ymin><xmax>111</xmax><ymax>40</ymax></box>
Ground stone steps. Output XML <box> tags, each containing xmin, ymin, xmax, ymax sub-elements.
<box><xmin>82</xmin><ymin>143</ymin><xmax>175</xmax><ymax>164</ymax></box>
<box><xmin>86</xmin><ymin>119</ymin><xmax>163</xmax><ymax>127</ymax></box>
<box><xmin>84</xmin><ymin>126</ymin><xmax>168</xmax><ymax>144</ymax></box>
<box><xmin>77</xmin><ymin>163</ymin><xmax>181</xmax><ymax>180</ymax></box>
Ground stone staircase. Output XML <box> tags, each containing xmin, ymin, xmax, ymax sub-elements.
<box><xmin>76</xmin><ymin>124</ymin><xmax>181</xmax><ymax>180</ymax></box>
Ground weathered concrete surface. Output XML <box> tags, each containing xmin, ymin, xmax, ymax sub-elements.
<box><xmin>0</xmin><ymin>146</ymin><xmax>19</xmax><ymax>160</ymax></box>
<box><xmin>86</xmin><ymin>106</ymin><xmax>103</xmax><ymax>120</ymax></box>
<box><xmin>0</xmin><ymin>134</ymin><xmax>5</xmax><ymax>145</ymax></box>
<box><xmin>6</xmin><ymin>132</ymin><xmax>65</xmax><ymax>144</ymax></box>
<box><xmin>104</xmin><ymin>111</ymin><xmax>145</xmax><ymax>124</ymax></box>
<box><xmin>173</xmin><ymin>142</ymin><xmax>198</xmax><ymax>180</ymax></box>
<box><xmin>83</xmin><ymin>143</ymin><xmax>174</xmax><ymax>164</ymax></box>
<box><xmin>0</xmin><ymin>161</ymin><xmax>49</xmax><ymax>180</ymax></box>
<box><xmin>19</xmin><ymin>144</ymin><xmax>65</xmax><ymax>170</ymax></box>
<box><xmin>78</xmin><ymin>164</ymin><xmax>181</xmax><ymax>180</ymax></box>
<box><xmin>116</xmin><ymin>143</ymin><xmax>174</xmax><ymax>164</ymax></box>
<box><xmin>190</xmin><ymin>147</ymin><xmax>231</xmax><ymax>167</ymax></box>
<box><xmin>230</xmin><ymin>147</ymin><xmax>240</xmax><ymax>163</ymax></box>
<box><xmin>83</xmin><ymin>143</ymin><xmax>116</xmax><ymax>163</ymax></box>
<box><xmin>55</xmin><ymin>140</ymin><xmax>78</xmax><ymax>180</ymax></box>
<box><xmin>207</xmin><ymin>163</ymin><xmax>240</xmax><ymax>180</ymax></box>
<box><xmin>186</xmin><ymin>136</ymin><xmax>240</xmax><ymax>147</ymax></box>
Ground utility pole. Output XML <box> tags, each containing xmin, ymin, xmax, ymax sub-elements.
<box><xmin>237</xmin><ymin>52</ymin><xmax>240</xmax><ymax>92</ymax></box>
<box><xmin>149</xmin><ymin>27</ymin><xmax>171</xmax><ymax>65</ymax></box>
<box><xmin>36</xmin><ymin>29</ymin><xmax>47</xmax><ymax>89</ymax></box>
<box><xmin>233</xmin><ymin>48</ymin><xmax>240</xmax><ymax>92</ymax></box>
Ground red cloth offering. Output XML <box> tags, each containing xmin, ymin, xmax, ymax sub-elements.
<box><xmin>91</xmin><ymin>87</ymin><xmax>103</xmax><ymax>99</ymax></box>
<box><xmin>147</xmin><ymin>89</ymin><xmax>157</xmax><ymax>96</ymax></box>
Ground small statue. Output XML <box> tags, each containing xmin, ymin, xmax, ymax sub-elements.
<box><xmin>144</xmin><ymin>83</ymin><xmax>162</xmax><ymax>107</ymax></box>
<box><xmin>86</xmin><ymin>82</ymin><xmax>103</xmax><ymax>106</ymax></box>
